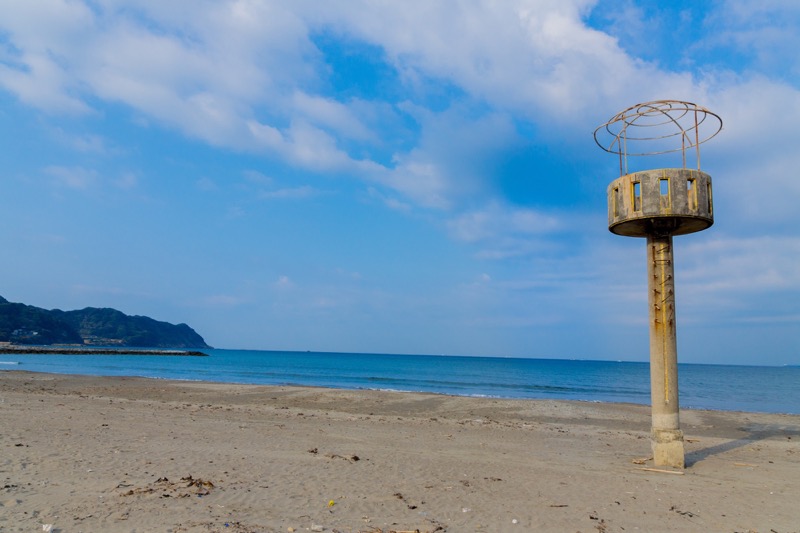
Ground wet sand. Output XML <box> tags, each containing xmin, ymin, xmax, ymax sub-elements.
<box><xmin>1</xmin><ymin>371</ymin><xmax>798</xmax><ymax>532</ymax></box>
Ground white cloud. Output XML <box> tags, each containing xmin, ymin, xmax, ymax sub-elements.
<box><xmin>377</xmin><ymin>157</ymin><xmax>450</xmax><ymax>209</ymax></box>
<box><xmin>369</xmin><ymin>105</ymin><xmax>520</xmax><ymax>208</ymax></box>
<box><xmin>202</xmin><ymin>294</ymin><xmax>247</xmax><ymax>308</ymax></box>
<box><xmin>335</xmin><ymin>268</ymin><xmax>362</xmax><ymax>281</ymax></box>
<box><xmin>45</xmin><ymin>165</ymin><xmax>97</xmax><ymax>189</ymax></box>
<box><xmin>70</xmin><ymin>283</ymin><xmax>151</xmax><ymax>299</ymax></box>
<box><xmin>448</xmin><ymin>203</ymin><xmax>560</xmax><ymax>242</ymax></box>
<box><xmin>3</xmin><ymin>2</ymin><xmax>797</xmax><ymax>246</ymax></box>
<box><xmin>259</xmin><ymin>185</ymin><xmax>321</xmax><ymax>200</ymax></box>
<box><xmin>246</xmin><ymin>117</ymin><xmax>386</xmax><ymax>180</ymax></box>
<box><xmin>365</xmin><ymin>187</ymin><xmax>413</xmax><ymax>212</ymax></box>
<box><xmin>0</xmin><ymin>0</ymin><xmax>95</xmax><ymax>113</ymax></box>
<box><xmin>242</xmin><ymin>170</ymin><xmax>274</xmax><ymax>185</ymax></box>
<box><xmin>292</xmin><ymin>91</ymin><xmax>374</xmax><ymax>141</ymax></box>
<box><xmin>446</xmin><ymin>202</ymin><xmax>565</xmax><ymax>260</ymax></box>
<box><xmin>115</xmin><ymin>172</ymin><xmax>138</xmax><ymax>190</ymax></box>
<box><xmin>705</xmin><ymin>0</ymin><xmax>800</xmax><ymax>79</ymax></box>
<box><xmin>681</xmin><ymin>235</ymin><xmax>800</xmax><ymax>294</ymax></box>
<box><xmin>283</xmin><ymin>120</ymin><xmax>355</xmax><ymax>170</ymax></box>
<box><xmin>703</xmin><ymin>78</ymin><xmax>800</xmax><ymax>227</ymax></box>
<box><xmin>238</xmin><ymin>170</ymin><xmax>323</xmax><ymax>201</ymax></box>
<box><xmin>247</xmin><ymin>120</ymin><xmax>285</xmax><ymax>151</ymax></box>
<box><xmin>196</xmin><ymin>177</ymin><xmax>218</xmax><ymax>192</ymax></box>
<box><xmin>275</xmin><ymin>275</ymin><xmax>294</xmax><ymax>290</ymax></box>
<box><xmin>48</xmin><ymin>128</ymin><xmax>117</xmax><ymax>154</ymax></box>
<box><xmin>0</xmin><ymin>0</ymin><xmax>770</xmax><ymax>217</ymax></box>
<box><xmin>0</xmin><ymin>0</ymin><xmax>698</xmax><ymax>195</ymax></box>
<box><xmin>225</xmin><ymin>205</ymin><xmax>246</xmax><ymax>219</ymax></box>
<box><xmin>304</xmin><ymin>0</ymin><xmax>697</xmax><ymax>126</ymax></box>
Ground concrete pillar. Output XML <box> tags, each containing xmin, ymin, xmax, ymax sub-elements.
<box><xmin>606</xmin><ymin>171</ymin><xmax>702</xmax><ymax>469</ymax></box>
<box><xmin>646</xmin><ymin>233</ymin><xmax>684</xmax><ymax>468</ymax></box>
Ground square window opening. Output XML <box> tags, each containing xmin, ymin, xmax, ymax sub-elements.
<box><xmin>687</xmin><ymin>178</ymin><xmax>697</xmax><ymax>209</ymax></box>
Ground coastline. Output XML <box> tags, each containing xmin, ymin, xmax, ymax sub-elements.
<box><xmin>1</xmin><ymin>370</ymin><xmax>798</xmax><ymax>532</ymax></box>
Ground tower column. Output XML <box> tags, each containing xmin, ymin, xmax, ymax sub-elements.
<box><xmin>647</xmin><ymin>233</ymin><xmax>684</xmax><ymax>468</ymax></box>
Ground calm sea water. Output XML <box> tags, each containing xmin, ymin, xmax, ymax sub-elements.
<box><xmin>1</xmin><ymin>349</ymin><xmax>798</xmax><ymax>414</ymax></box>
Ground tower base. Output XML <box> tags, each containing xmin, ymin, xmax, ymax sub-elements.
<box><xmin>652</xmin><ymin>428</ymin><xmax>685</xmax><ymax>469</ymax></box>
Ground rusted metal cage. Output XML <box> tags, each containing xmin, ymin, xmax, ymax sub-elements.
<box><xmin>593</xmin><ymin>100</ymin><xmax>723</xmax><ymax>177</ymax></box>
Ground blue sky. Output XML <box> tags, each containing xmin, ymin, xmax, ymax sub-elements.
<box><xmin>0</xmin><ymin>0</ymin><xmax>798</xmax><ymax>365</ymax></box>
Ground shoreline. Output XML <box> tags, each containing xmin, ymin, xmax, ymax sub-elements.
<box><xmin>4</xmin><ymin>350</ymin><xmax>798</xmax><ymax>415</ymax></box>
<box><xmin>1</xmin><ymin>371</ymin><xmax>798</xmax><ymax>532</ymax></box>
<box><xmin>2</xmin><ymin>367</ymin><xmax>797</xmax><ymax>416</ymax></box>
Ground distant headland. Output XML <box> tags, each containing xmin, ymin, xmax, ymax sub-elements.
<box><xmin>0</xmin><ymin>295</ymin><xmax>210</xmax><ymax>351</ymax></box>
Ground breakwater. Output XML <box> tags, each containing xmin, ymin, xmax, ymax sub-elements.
<box><xmin>0</xmin><ymin>346</ymin><xmax>208</xmax><ymax>356</ymax></box>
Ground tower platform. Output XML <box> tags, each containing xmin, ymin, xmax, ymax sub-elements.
<box><xmin>608</xmin><ymin>168</ymin><xmax>713</xmax><ymax>237</ymax></box>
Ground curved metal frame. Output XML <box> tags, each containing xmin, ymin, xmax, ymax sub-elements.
<box><xmin>594</xmin><ymin>100</ymin><xmax>723</xmax><ymax>176</ymax></box>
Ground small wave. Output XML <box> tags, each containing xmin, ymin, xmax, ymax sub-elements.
<box><xmin>146</xmin><ymin>375</ymin><xmax>193</xmax><ymax>381</ymax></box>
<box><xmin>0</xmin><ymin>361</ymin><xmax>20</xmax><ymax>365</ymax></box>
<box><xmin>358</xmin><ymin>386</ymin><xmax>414</xmax><ymax>394</ymax></box>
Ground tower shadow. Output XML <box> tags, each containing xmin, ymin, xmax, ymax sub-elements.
<box><xmin>686</xmin><ymin>423</ymin><xmax>800</xmax><ymax>467</ymax></box>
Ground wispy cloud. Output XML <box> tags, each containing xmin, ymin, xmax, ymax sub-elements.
<box><xmin>45</xmin><ymin>165</ymin><xmax>97</xmax><ymax>189</ymax></box>
<box><xmin>274</xmin><ymin>275</ymin><xmax>294</xmax><ymax>290</ymax></box>
<box><xmin>446</xmin><ymin>202</ymin><xmax>563</xmax><ymax>260</ymax></box>
<box><xmin>202</xmin><ymin>294</ymin><xmax>248</xmax><ymax>308</ymax></box>
<box><xmin>258</xmin><ymin>185</ymin><xmax>321</xmax><ymax>200</ymax></box>
<box><xmin>115</xmin><ymin>172</ymin><xmax>138</xmax><ymax>190</ymax></box>
<box><xmin>196</xmin><ymin>177</ymin><xmax>218</xmax><ymax>192</ymax></box>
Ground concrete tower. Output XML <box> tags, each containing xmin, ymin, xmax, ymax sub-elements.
<box><xmin>594</xmin><ymin>101</ymin><xmax>722</xmax><ymax>469</ymax></box>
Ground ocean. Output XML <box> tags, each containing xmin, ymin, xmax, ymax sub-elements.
<box><xmin>1</xmin><ymin>349</ymin><xmax>798</xmax><ymax>414</ymax></box>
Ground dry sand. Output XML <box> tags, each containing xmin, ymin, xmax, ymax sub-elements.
<box><xmin>1</xmin><ymin>371</ymin><xmax>798</xmax><ymax>532</ymax></box>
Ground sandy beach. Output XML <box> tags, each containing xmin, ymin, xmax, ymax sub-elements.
<box><xmin>1</xmin><ymin>371</ymin><xmax>798</xmax><ymax>532</ymax></box>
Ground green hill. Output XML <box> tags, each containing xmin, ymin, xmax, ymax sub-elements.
<box><xmin>0</xmin><ymin>296</ymin><xmax>210</xmax><ymax>349</ymax></box>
